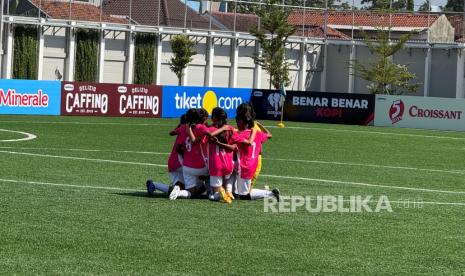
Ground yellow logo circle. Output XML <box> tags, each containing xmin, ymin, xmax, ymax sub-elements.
<box><xmin>202</xmin><ymin>90</ymin><xmax>218</xmax><ymax>115</ymax></box>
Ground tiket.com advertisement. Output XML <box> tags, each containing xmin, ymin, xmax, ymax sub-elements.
<box><xmin>162</xmin><ymin>86</ymin><xmax>252</xmax><ymax>118</ymax></box>
<box><xmin>374</xmin><ymin>95</ymin><xmax>465</xmax><ymax>131</ymax></box>
<box><xmin>61</xmin><ymin>82</ymin><xmax>162</xmax><ymax>118</ymax></box>
<box><xmin>0</xmin><ymin>79</ymin><xmax>61</xmax><ymax>115</ymax></box>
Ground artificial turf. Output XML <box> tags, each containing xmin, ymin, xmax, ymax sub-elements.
<box><xmin>0</xmin><ymin>115</ymin><xmax>464</xmax><ymax>275</ymax></box>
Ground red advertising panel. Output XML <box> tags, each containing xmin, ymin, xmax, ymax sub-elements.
<box><xmin>61</xmin><ymin>82</ymin><xmax>110</xmax><ymax>116</ymax></box>
<box><xmin>61</xmin><ymin>82</ymin><xmax>162</xmax><ymax>117</ymax></box>
<box><xmin>113</xmin><ymin>84</ymin><xmax>162</xmax><ymax>117</ymax></box>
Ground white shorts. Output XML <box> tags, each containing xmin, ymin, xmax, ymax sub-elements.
<box><xmin>235</xmin><ymin>177</ymin><xmax>252</xmax><ymax>195</ymax></box>
<box><xmin>183</xmin><ymin>166</ymin><xmax>209</xmax><ymax>190</ymax></box>
<box><xmin>210</xmin><ymin>174</ymin><xmax>233</xmax><ymax>188</ymax></box>
<box><xmin>169</xmin><ymin>168</ymin><xmax>184</xmax><ymax>185</ymax></box>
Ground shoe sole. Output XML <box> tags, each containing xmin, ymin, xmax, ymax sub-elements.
<box><xmin>169</xmin><ymin>186</ymin><xmax>180</xmax><ymax>200</ymax></box>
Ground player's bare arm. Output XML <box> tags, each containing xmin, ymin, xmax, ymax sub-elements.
<box><xmin>187</xmin><ymin>125</ymin><xmax>202</xmax><ymax>143</ymax></box>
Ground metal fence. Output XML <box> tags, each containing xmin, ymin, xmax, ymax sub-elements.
<box><xmin>1</xmin><ymin>0</ymin><xmax>464</xmax><ymax>43</ymax></box>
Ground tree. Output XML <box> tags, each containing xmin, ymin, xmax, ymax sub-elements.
<box><xmin>231</xmin><ymin>0</ymin><xmax>335</xmax><ymax>15</ymax></box>
<box><xmin>75</xmin><ymin>29</ymin><xmax>98</xmax><ymax>82</ymax></box>
<box><xmin>249</xmin><ymin>0</ymin><xmax>297</xmax><ymax>89</ymax></box>
<box><xmin>169</xmin><ymin>35</ymin><xmax>197</xmax><ymax>86</ymax></box>
<box><xmin>338</xmin><ymin>1</ymin><xmax>353</xmax><ymax>10</ymax></box>
<box><xmin>443</xmin><ymin>0</ymin><xmax>463</xmax><ymax>11</ymax></box>
<box><xmin>349</xmin><ymin>27</ymin><xmax>419</xmax><ymax>95</ymax></box>
<box><xmin>406</xmin><ymin>0</ymin><xmax>414</xmax><ymax>11</ymax></box>
<box><xmin>9</xmin><ymin>0</ymin><xmax>18</xmax><ymax>14</ymax></box>
<box><xmin>13</xmin><ymin>25</ymin><xmax>38</xmax><ymax>79</ymax></box>
<box><xmin>361</xmin><ymin>0</ymin><xmax>414</xmax><ymax>10</ymax></box>
<box><xmin>361</xmin><ymin>0</ymin><xmax>390</xmax><ymax>10</ymax></box>
<box><xmin>134</xmin><ymin>33</ymin><xmax>156</xmax><ymax>85</ymax></box>
<box><xmin>418</xmin><ymin>0</ymin><xmax>432</xmax><ymax>11</ymax></box>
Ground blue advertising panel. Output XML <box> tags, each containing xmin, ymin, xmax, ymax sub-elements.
<box><xmin>162</xmin><ymin>86</ymin><xmax>252</xmax><ymax>118</ymax></box>
<box><xmin>0</xmin><ymin>79</ymin><xmax>61</xmax><ymax>115</ymax></box>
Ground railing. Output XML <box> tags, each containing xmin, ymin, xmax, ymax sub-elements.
<box><xmin>0</xmin><ymin>0</ymin><xmax>464</xmax><ymax>43</ymax></box>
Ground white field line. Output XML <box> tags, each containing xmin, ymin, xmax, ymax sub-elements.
<box><xmin>265</xmin><ymin>125</ymin><xmax>465</xmax><ymax>140</ymax></box>
<box><xmin>1</xmin><ymin>120</ymin><xmax>465</xmax><ymax>140</ymax></box>
<box><xmin>0</xmin><ymin>129</ymin><xmax>37</xmax><ymax>142</ymax></box>
<box><xmin>339</xmin><ymin>199</ymin><xmax>465</xmax><ymax>207</ymax></box>
<box><xmin>2</xmin><ymin>150</ymin><xmax>465</xmax><ymax>195</ymax></box>
<box><xmin>260</xmin><ymin>174</ymin><xmax>465</xmax><ymax>195</ymax></box>
<box><xmin>0</xmin><ymin>146</ymin><xmax>168</xmax><ymax>155</ymax></box>
<box><xmin>0</xmin><ymin>177</ymin><xmax>464</xmax><ymax>207</ymax></box>
<box><xmin>1</xmin><ymin>146</ymin><xmax>464</xmax><ymax>176</ymax></box>
<box><xmin>0</xmin><ymin>150</ymin><xmax>167</xmax><ymax>167</ymax></box>
<box><xmin>373</xmin><ymin>201</ymin><xmax>465</xmax><ymax>207</ymax></box>
<box><xmin>265</xmin><ymin>157</ymin><xmax>465</xmax><ymax>175</ymax></box>
<box><xmin>0</xmin><ymin>178</ymin><xmax>140</xmax><ymax>192</ymax></box>
<box><xmin>0</xmin><ymin>120</ymin><xmax>170</xmax><ymax>127</ymax></box>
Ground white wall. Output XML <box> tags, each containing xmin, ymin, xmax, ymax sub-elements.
<box><xmin>212</xmin><ymin>38</ymin><xmax>231</xmax><ymax>87</ymax></box>
<box><xmin>429</xmin><ymin>48</ymin><xmax>457</xmax><ymax>98</ymax></box>
<box><xmin>353</xmin><ymin>46</ymin><xmax>376</xmax><ymax>94</ymax></box>
<box><xmin>325</xmin><ymin>44</ymin><xmax>350</xmax><ymax>93</ymax></box>
<box><xmin>103</xmin><ymin>32</ymin><xmax>126</xmax><ymax>83</ymax></box>
<box><xmin>187</xmin><ymin>39</ymin><xmax>207</xmax><ymax>86</ymax></box>
<box><xmin>393</xmin><ymin>47</ymin><xmax>425</xmax><ymax>97</ymax></box>
<box><xmin>306</xmin><ymin>44</ymin><xmax>322</xmax><ymax>91</ymax></box>
<box><xmin>160</xmin><ymin>37</ymin><xmax>179</xmax><ymax>85</ymax></box>
<box><xmin>237</xmin><ymin>41</ymin><xmax>255</xmax><ymax>88</ymax></box>
<box><xmin>42</xmin><ymin>27</ymin><xmax>66</xmax><ymax>80</ymax></box>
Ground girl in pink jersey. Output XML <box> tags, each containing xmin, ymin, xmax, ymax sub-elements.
<box><xmin>146</xmin><ymin>112</ymin><xmax>192</xmax><ymax>196</ymax></box>
<box><xmin>205</xmin><ymin>107</ymin><xmax>236</xmax><ymax>203</ymax></box>
<box><xmin>169</xmin><ymin>108</ymin><xmax>210</xmax><ymax>200</ymax></box>
<box><xmin>229</xmin><ymin>110</ymin><xmax>280</xmax><ymax>201</ymax></box>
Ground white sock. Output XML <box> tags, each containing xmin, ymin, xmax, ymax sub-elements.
<box><xmin>226</xmin><ymin>184</ymin><xmax>233</xmax><ymax>193</ymax></box>
<box><xmin>154</xmin><ymin>182</ymin><xmax>170</xmax><ymax>193</ymax></box>
<box><xmin>177</xmin><ymin>190</ymin><xmax>191</xmax><ymax>199</ymax></box>
<box><xmin>250</xmin><ymin>189</ymin><xmax>273</xmax><ymax>200</ymax></box>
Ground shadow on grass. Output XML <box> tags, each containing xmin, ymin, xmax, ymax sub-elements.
<box><xmin>113</xmin><ymin>191</ymin><xmax>209</xmax><ymax>200</ymax></box>
<box><xmin>113</xmin><ymin>191</ymin><xmax>167</xmax><ymax>199</ymax></box>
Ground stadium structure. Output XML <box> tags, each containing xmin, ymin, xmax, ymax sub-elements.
<box><xmin>0</xmin><ymin>0</ymin><xmax>465</xmax><ymax>98</ymax></box>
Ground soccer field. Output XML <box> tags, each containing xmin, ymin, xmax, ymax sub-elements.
<box><xmin>1</xmin><ymin>115</ymin><xmax>464</xmax><ymax>275</ymax></box>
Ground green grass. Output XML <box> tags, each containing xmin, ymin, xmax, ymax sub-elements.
<box><xmin>1</xmin><ymin>115</ymin><xmax>465</xmax><ymax>275</ymax></box>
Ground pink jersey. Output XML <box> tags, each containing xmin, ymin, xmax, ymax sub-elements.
<box><xmin>182</xmin><ymin>124</ymin><xmax>209</xmax><ymax>169</ymax></box>
<box><xmin>167</xmin><ymin>124</ymin><xmax>187</xmax><ymax>172</ymax></box>
<box><xmin>208</xmin><ymin>125</ymin><xmax>234</xmax><ymax>177</ymax></box>
<box><xmin>232</xmin><ymin>129</ymin><xmax>269</xmax><ymax>179</ymax></box>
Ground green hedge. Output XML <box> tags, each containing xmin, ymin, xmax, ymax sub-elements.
<box><xmin>134</xmin><ymin>33</ymin><xmax>156</xmax><ymax>85</ymax></box>
<box><xmin>75</xmin><ymin>29</ymin><xmax>99</xmax><ymax>82</ymax></box>
<box><xmin>13</xmin><ymin>25</ymin><xmax>38</xmax><ymax>80</ymax></box>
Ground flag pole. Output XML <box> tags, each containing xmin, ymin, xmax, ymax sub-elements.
<box><xmin>277</xmin><ymin>94</ymin><xmax>285</xmax><ymax>128</ymax></box>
